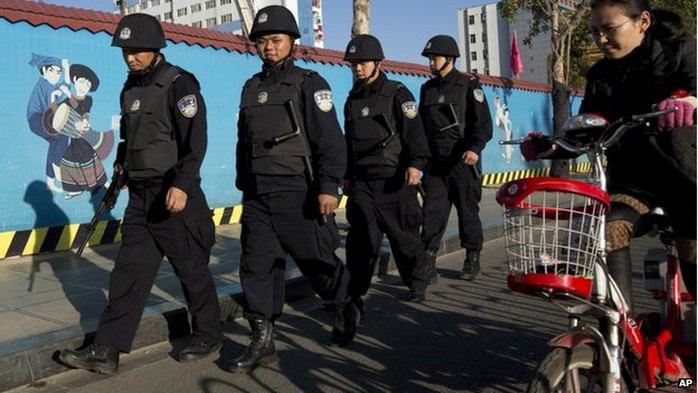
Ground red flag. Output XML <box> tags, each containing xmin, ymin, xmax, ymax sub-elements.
<box><xmin>510</xmin><ymin>31</ymin><xmax>523</xmax><ymax>77</ymax></box>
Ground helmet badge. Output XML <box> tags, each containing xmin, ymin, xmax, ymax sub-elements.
<box><xmin>361</xmin><ymin>107</ymin><xmax>370</xmax><ymax>117</ymax></box>
<box><xmin>258</xmin><ymin>92</ymin><xmax>268</xmax><ymax>104</ymax></box>
<box><xmin>349</xmin><ymin>45</ymin><xmax>356</xmax><ymax>54</ymax></box>
<box><xmin>119</xmin><ymin>27</ymin><xmax>131</xmax><ymax>40</ymax></box>
<box><xmin>426</xmin><ymin>42</ymin><xmax>432</xmax><ymax>49</ymax></box>
<box><xmin>258</xmin><ymin>12</ymin><xmax>268</xmax><ymax>24</ymax></box>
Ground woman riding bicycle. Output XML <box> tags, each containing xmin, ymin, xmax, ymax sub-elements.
<box><xmin>526</xmin><ymin>0</ymin><xmax>696</xmax><ymax>310</ymax></box>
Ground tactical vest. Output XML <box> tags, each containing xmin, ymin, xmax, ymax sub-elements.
<box><xmin>239</xmin><ymin>70</ymin><xmax>308</xmax><ymax>176</ymax></box>
<box><xmin>422</xmin><ymin>73</ymin><xmax>468</xmax><ymax>160</ymax></box>
<box><xmin>345</xmin><ymin>80</ymin><xmax>402</xmax><ymax>169</ymax></box>
<box><xmin>121</xmin><ymin>65</ymin><xmax>180</xmax><ymax>177</ymax></box>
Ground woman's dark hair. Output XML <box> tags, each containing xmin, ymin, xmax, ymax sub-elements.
<box><xmin>590</xmin><ymin>0</ymin><xmax>688</xmax><ymax>42</ymax></box>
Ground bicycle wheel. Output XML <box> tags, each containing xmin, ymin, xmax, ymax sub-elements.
<box><xmin>526</xmin><ymin>346</ymin><xmax>629</xmax><ymax>393</ymax></box>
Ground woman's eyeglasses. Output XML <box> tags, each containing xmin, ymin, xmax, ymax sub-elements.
<box><xmin>590</xmin><ymin>18</ymin><xmax>632</xmax><ymax>38</ymax></box>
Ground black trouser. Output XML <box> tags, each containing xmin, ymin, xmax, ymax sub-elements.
<box><xmin>95</xmin><ymin>182</ymin><xmax>220</xmax><ymax>352</ymax></box>
<box><xmin>422</xmin><ymin>161</ymin><xmax>483</xmax><ymax>252</ymax></box>
<box><xmin>345</xmin><ymin>177</ymin><xmax>428</xmax><ymax>298</ymax></box>
<box><xmin>239</xmin><ymin>190</ymin><xmax>350</xmax><ymax>320</ymax></box>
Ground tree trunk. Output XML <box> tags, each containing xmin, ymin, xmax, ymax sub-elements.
<box><xmin>550</xmin><ymin>6</ymin><xmax>570</xmax><ymax>178</ymax></box>
<box><xmin>352</xmin><ymin>0</ymin><xmax>370</xmax><ymax>36</ymax></box>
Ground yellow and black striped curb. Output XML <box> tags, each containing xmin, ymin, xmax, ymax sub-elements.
<box><xmin>1</xmin><ymin>165</ymin><xmax>595</xmax><ymax>260</ymax></box>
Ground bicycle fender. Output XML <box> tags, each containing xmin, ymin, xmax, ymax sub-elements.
<box><xmin>548</xmin><ymin>327</ymin><xmax>619</xmax><ymax>375</ymax></box>
<box><xmin>549</xmin><ymin>330</ymin><xmax>595</xmax><ymax>349</ymax></box>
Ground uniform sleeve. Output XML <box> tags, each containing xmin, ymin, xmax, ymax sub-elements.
<box><xmin>169</xmin><ymin>73</ymin><xmax>207</xmax><ymax>194</ymax></box>
<box><xmin>395</xmin><ymin>85</ymin><xmax>430</xmax><ymax>171</ymax></box>
<box><xmin>418</xmin><ymin>83</ymin><xmax>428</xmax><ymax>133</ymax></box>
<box><xmin>235</xmin><ymin>100</ymin><xmax>248</xmax><ymax>192</ymax></box>
<box><xmin>464</xmin><ymin>78</ymin><xmax>493</xmax><ymax>155</ymax></box>
<box><xmin>114</xmin><ymin>89</ymin><xmax>127</xmax><ymax>168</ymax></box>
<box><xmin>343</xmin><ymin>99</ymin><xmax>355</xmax><ymax>181</ymax></box>
<box><xmin>301</xmin><ymin>73</ymin><xmax>347</xmax><ymax>196</ymax></box>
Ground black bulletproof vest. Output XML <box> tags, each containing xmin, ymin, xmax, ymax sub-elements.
<box><xmin>239</xmin><ymin>70</ymin><xmax>308</xmax><ymax>176</ymax></box>
<box><xmin>121</xmin><ymin>65</ymin><xmax>179</xmax><ymax>178</ymax></box>
<box><xmin>345</xmin><ymin>80</ymin><xmax>402</xmax><ymax>169</ymax></box>
<box><xmin>422</xmin><ymin>73</ymin><xmax>468</xmax><ymax>160</ymax></box>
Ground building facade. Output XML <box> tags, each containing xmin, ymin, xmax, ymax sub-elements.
<box><xmin>457</xmin><ymin>2</ymin><xmax>551</xmax><ymax>83</ymax></box>
<box><xmin>116</xmin><ymin>0</ymin><xmax>323</xmax><ymax>48</ymax></box>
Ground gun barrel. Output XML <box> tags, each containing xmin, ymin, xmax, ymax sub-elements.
<box><xmin>75</xmin><ymin>172</ymin><xmax>121</xmax><ymax>257</ymax></box>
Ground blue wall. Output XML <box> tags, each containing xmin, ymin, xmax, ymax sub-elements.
<box><xmin>0</xmin><ymin>19</ymin><xmax>580</xmax><ymax>232</ymax></box>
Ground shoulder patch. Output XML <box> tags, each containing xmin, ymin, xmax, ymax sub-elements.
<box><xmin>313</xmin><ymin>89</ymin><xmax>333</xmax><ymax>112</ymax></box>
<box><xmin>177</xmin><ymin>94</ymin><xmax>198</xmax><ymax>118</ymax></box>
<box><xmin>401</xmin><ymin>101</ymin><xmax>418</xmax><ymax>120</ymax></box>
<box><xmin>473</xmin><ymin>88</ymin><xmax>485</xmax><ymax>103</ymax></box>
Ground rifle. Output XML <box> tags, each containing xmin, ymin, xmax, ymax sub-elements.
<box><xmin>75</xmin><ymin>171</ymin><xmax>122</xmax><ymax>257</ymax></box>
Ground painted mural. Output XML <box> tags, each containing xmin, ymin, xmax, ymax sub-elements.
<box><xmin>0</xmin><ymin>14</ymin><xmax>581</xmax><ymax>246</ymax></box>
<box><xmin>26</xmin><ymin>54</ymin><xmax>115</xmax><ymax>197</ymax></box>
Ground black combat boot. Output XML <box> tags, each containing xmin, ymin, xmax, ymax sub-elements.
<box><xmin>425</xmin><ymin>249</ymin><xmax>438</xmax><ymax>284</ymax></box>
<box><xmin>178</xmin><ymin>338</ymin><xmax>222</xmax><ymax>362</ymax></box>
<box><xmin>228</xmin><ymin>318</ymin><xmax>276</xmax><ymax>373</ymax></box>
<box><xmin>459</xmin><ymin>249</ymin><xmax>481</xmax><ymax>280</ymax></box>
<box><xmin>330</xmin><ymin>300</ymin><xmax>359</xmax><ymax>347</ymax></box>
<box><xmin>58</xmin><ymin>343</ymin><xmax>120</xmax><ymax>375</ymax></box>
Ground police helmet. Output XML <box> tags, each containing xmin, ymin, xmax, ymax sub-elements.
<box><xmin>112</xmin><ymin>13</ymin><xmax>166</xmax><ymax>49</ymax></box>
<box><xmin>421</xmin><ymin>35</ymin><xmax>460</xmax><ymax>58</ymax></box>
<box><xmin>248</xmin><ymin>6</ymin><xmax>301</xmax><ymax>41</ymax></box>
<box><xmin>343</xmin><ymin>35</ymin><xmax>385</xmax><ymax>62</ymax></box>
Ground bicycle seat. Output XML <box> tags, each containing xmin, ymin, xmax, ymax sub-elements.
<box><xmin>633</xmin><ymin>207</ymin><xmax>672</xmax><ymax>238</ymax></box>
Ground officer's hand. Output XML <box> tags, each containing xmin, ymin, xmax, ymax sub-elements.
<box><xmin>318</xmin><ymin>193</ymin><xmax>339</xmax><ymax>216</ymax></box>
<box><xmin>462</xmin><ymin>150</ymin><xmax>479</xmax><ymax>166</ymax></box>
<box><xmin>166</xmin><ymin>187</ymin><xmax>188</xmax><ymax>213</ymax></box>
<box><xmin>113</xmin><ymin>164</ymin><xmax>129</xmax><ymax>189</ymax></box>
<box><xmin>405</xmin><ymin>167</ymin><xmax>422</xmax><ymax>186</ymax></box>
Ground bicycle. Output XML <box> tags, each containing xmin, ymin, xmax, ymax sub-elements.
<box><xmin>496</xmin><ymin>109</ymin><xmax>696</xmax><ymax>392</ymax></box>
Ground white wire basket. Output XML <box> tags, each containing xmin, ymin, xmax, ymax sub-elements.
<box><xmin>496</xmin><ymin>177</ymin><xmax>610</xmax><ymax>299</ymax></box>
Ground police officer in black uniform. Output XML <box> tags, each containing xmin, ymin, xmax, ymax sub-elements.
<box><xmin>228</xmin><ymin>6</ymin><xmax>357</xmax><ymax>372</ymax></box>
<box><xmin>58</xmin><ymin>14</ymin><xmax>221</xmax><ymax>374</ymax></box>
<box><xmin>419</xmin><ymin>35</ymin><xmax>492</xmax><ymax>282</ymax></box>
<box><xmin>343</xmin><ymin>35</ymin><xmax>431</xmax><ymax>305</ymax></box>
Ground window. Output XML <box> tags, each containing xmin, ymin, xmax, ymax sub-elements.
<box><xmin>152</xmin><ymin>0</ymin><xmax>161</xmax><ymax>5</ymax></box>
<box><xmin>468</xmin><ymin>15</ymin><xmax>475</xmax><ymax>25</ymax></box>
<box><xmin>472</xmin><ymin>68</ymin><xmax>478</xmax><ymax>74</ymax></box>
<box><xmin>469</xmin><ymin>34</ymin><xmax>476</xmax><ymax>44</ymax></box>
<box><xmin>481</xmin><ymin>13</ymin><xmax>487</xmax><ymax>22</ymax></box>
<box><xmin>140</xmin><ymin>1</ymin><xmax>148</xmax><ymax>9</ymax></box>
<box><xmin>165</xmin><ymin>0</ymin><xmax>171</xmax><ymax>3</ymax></box>
<box><xmin>471</xmin><ymin>51</ymin><xmax>477</xmax><ymax>61</ymax></box>
<box><xmin>482</xmin><ymin>32</ymin><xmax>488</xmax><ymax>43</ymax></box>
<box><xmin>191</xmin><ymin>3</ymin><xmax>202</xmax><ymax>13</ymax></box>
<box><xmin>164</xmin><ymin>11</ymin><xmax>172</xmax><ymax>20</ymax></box>
<box><xmin>483</xmin><ymin>49</ymin><xmax>488</xmax><ymax>60</ymax></box>
<box><xmin>206</xmin><ymin>17</ymin><xmax>217</xmax><ymax>27</ymax></box>
<box><xmin>127</xmin><ymin>5</ymin><xmax>136</xmax><ymax>13</ymax></box>
<box><xmin>205</xmin><ymin>0</ymin><xmax>216</xmax><ymax>9</ymax></box>
<box><xmin>177</xmin><ymin>7</ymin><xmax>188</xmax><ymax>16</ymax></box>
<box><xmin>192</xmin><ymin>21</ymin><xmax>203</xmax><ymax>27</ymax></box>
<box><xmin>221</xmin><ymin>13</ymin><xmax>233</xmax><ymax>23</ymax></box>
<box><xmin>220</xmin><ymin>0</ymin><xmax>231</xmax><ymax>4</ymax></box>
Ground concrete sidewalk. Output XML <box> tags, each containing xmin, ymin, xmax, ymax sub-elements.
<box><xmin>0</xmin><ymin>187</ymin><xmax>504</xmax><ymax>392</ymax></box>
